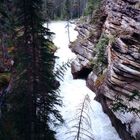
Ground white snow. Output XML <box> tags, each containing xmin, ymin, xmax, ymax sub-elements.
<box><xmin>48</xmin><ymin>21</ymin><xmax>121</xmax><ymax>140</ymax></box>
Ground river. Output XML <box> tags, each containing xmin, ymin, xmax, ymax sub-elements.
<box><xmin>48</xmin><ymin>21</ymin><xmax>121</xmax><ymax>140</ymax></box>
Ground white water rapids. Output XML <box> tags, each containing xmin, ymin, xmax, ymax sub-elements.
<box><xmin>48</xmin><ymin>21</ymin><xmax>121</xmax><ymax>140</ymax></box>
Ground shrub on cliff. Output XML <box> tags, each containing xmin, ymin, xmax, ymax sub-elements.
<box><xmin>92</xmin><ymin>34</ymin><xmax>109</xmax><ymax>75</ymax></box>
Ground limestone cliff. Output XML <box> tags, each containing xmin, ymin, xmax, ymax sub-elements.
<box><xmin>70</xmin><ymin>0</ymin><xmax>140</xmax><ymax>140</ymax></box>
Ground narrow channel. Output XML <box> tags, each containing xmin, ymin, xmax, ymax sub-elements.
<box><xmin>48</xmin><ymin>21</ymin><xmax>121</xmax><ymax>140</ymax></box>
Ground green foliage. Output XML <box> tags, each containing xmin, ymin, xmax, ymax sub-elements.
<box><xmin>42</xmin><ymin>0</ymin><xmax>54</xmax><ymax>21</ymax></box>
<box><xmin>111</xmin><ymin>97</ymin><xmax>128</xmax><ymax>113</ymax></box>
<box><xmin>111</xmin><ymin>90</ymin><xmax>140</xmax><ymax>115</ymax></box>
<box><xmin>129</xmin><ymin>90</ymin><xmax>140</xmax><ymax>101</ymax></box>
<box><xmin>42</xmin><ymin>0</ymin><xmax>88</xmax><ymax>20</ymax></box>
<box><xmin>64</xmin><ymin>0</ymin><xmax>71</xmax><ymax>20</ymax></box>
<box><xmin>84</xmin><ymin>0</ymin><xmax>101</xmax><ymax>16</ymax></box>
<box><xmin>96</xmin><ymin>35</ymin><xmax>109</xmax><ymax>64</ymax></box>
<box><xmin>92</xmin><ymin>34</ymin><xmax>109</xmax><ymax>75</ymax></box>
<box><xmin>55</xmin><ymin>60</ymin><xmax>71</xmax><ymax>81</ymax></box>
<box><xmin>0</xmin><ymin>0</ymin><xmax>63</xmax><ymax>139</ymax></box>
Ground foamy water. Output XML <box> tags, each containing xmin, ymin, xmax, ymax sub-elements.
<box><xmin>46</xmin><ymin>21</ymin><xmax>121</xmax><ymax>140</ymax></box>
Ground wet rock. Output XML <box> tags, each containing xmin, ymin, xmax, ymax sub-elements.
<box><xmin>86</xmin><ymin>72</ymin><xmax>97</xmax><ymax>92</ymax></box>
<box><xmin>71</xmin><ymin>0</ymin><xmax>140</xmax><ymax>139</ymax></box>
<box><xmin>71</xmin><ymin>57</ymin><xmax>92</xmax><ymax>79</ymax></box>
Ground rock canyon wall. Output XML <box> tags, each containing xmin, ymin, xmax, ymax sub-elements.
<box><xmin>70</xmin><ymin>0</ymin><xmax>140</xmax><ymax>139</ymax></box>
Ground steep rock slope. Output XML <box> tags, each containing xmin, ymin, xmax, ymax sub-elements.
<box><xmin>70</xmin><ymin>0</ymin><xmax>140</xmax><ymax>140</ymax></box>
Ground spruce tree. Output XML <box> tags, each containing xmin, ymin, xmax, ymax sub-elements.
<box><xmin>0</xmin><ymin>0</ymin><xmax>63</xmax><ymax>140</ymax></box>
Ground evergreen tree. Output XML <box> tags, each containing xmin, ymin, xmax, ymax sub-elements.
<box><xmin>0</xmin><ymin>0</ymin><xmax>63</xmax><ymax>139</ymax></box>
<box><xmin>43</xmin><ymin>0</ymin><xmax>54</xmax><ymax>22</ymax></box>
<box><xmin>42</xmin><ymin>0</ymin><xmax>88</xmax><ymax>20</ymax></box>
<box><xmin>65</xmin><ymin>0</ymin><xmax>71</xmax><ymax>19</ymax></box>
<box><xmin>84</xmin><ymin>0</ymin><xmax>101</xmax><ymax>16</ymax></box>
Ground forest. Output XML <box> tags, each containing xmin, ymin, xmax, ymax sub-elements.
<box><xmin>43</xmin><ymin>0</ymin><xmax>88</xmax><ymax>20</ymax></box>
<box><xmin>0</xmin><ymin>0</ymin><xmax>140</xmax><ymax>140</ymax></box>
<box><xmin>0</xmin><ymin>0</ymin><xmax>93</xmax><ymax>139</ymax></box>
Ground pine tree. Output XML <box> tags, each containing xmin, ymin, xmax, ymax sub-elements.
<box><xmin>84</xmin><ymin>0</ymin><xmax>101</xmax><ymax>16</ymax></box>
<box><xmin>0</xmin><ymin>0</ymin><xmax>63</xmax><ymax>140</ymax></box>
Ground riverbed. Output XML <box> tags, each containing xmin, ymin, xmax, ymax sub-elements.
<box><xmin>47</xmin><ymin>21</ymin><xmax>121</xmax><ymax>140</ymax></box>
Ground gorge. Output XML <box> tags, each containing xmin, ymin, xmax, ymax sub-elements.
<box><xmin>69</xmin><ymin>0</ymin><xmax>140</xmax><ymax>140</ymax></box>
<box><xmin>49</xmin><ymin>21</ymin><xmax>120</xmax><ymax>140</ymax></box>
<box><xmin>0</xmin><ymin>0</ymin><xmax>140</xmax><ymax>139</ymax></box>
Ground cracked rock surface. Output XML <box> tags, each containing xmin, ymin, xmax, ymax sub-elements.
<box><xmin>70</xmin><ymin>0</ymin><xmax>140</xmax><ymax>139</ymax></box>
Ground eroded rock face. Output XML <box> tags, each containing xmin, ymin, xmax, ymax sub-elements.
<box><xmin>70</xmin><ymin>7</ymin><xmax>106</xmax><ymax>79</ymax></box>
<box><xmin>70</xmin><ymin>0</ymin><xmax>140</xmax><ymax>139</ymax></box>
<box><xmin>69</xmin><ymin>24</ymin><xmax>95</xmax><ymax>79</ymax></box>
